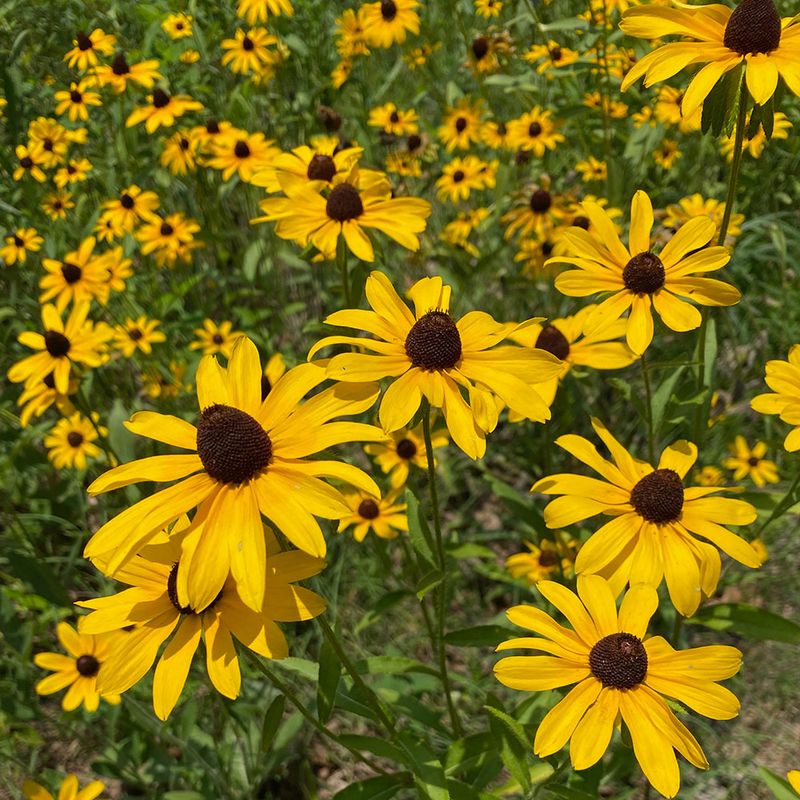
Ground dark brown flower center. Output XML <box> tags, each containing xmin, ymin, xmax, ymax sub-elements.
<box><xmin>307</xmin><ymin>154</ymin><xmax>337</xmax><ymax>182</ymax></box>
<box><xmin>43</xmin><ymin>372</ymin><xmax>56</xmax><ymax>389</ymax></box>
<box><xmin>180</xmin><ymin>137</ymin><xmax>190</xmax><ymax>150</ymax></box>
<box><xmin>358</xmin><ymin>498</ymin><xmax>380</xmax><ymax>519</ymax></box>
<box><xmin>572</xmin><ymin>215</ymin><xmax>590</xmax><ymax>230</ymax></box>
<box><xmin>407</xmin><ymin>134</ymin><xmax>422</xmax><ymax>151</ymax></box>
<box><xmin>43</xmin><ymin>138</ymin><xmax>54</xmax><ymax>151</ymax></box>
<box><xmin>405</xmin><ymin>310</ymin><xmax>463</xmax><ymax>371</ymax></box>
<box><xmin>630</xmin><ymin>468</ymin><xmax>684</xmax><ymax>523</ymax></box>
<box><xmin>45</xmin><ymin>330</ymin><xmax>71</xmax><ymax>358</ymax></box>
<box><xmin>389</xmin><ymin>110</ymin><xmax>400</xmax><ymax>123</ymax></box>
<box><xmin>160</xmin><ymin>222</ymin><xmax>174</xmax><ymax>236</ymax></box>
<box><xmin>67</xmin><ymin>431</ymin><xmax>84</xmax><ymax>447</ymax></box>
<box><xmin>551</xmin><ymin>46</ymin><xmax>562</xmax><ymax>61</ymax></box>
<box><xmin>472</xmin><ymin>36</ymin><xmax>489</xmax><ymax>59</ymax></box>
<box><xmin>623</xmin><ymin>251</ymin><xmax>665</xmax><ymax>295</ymax></box>
<box><xmin>129</xmin><ymin>328</ymin><xmax>143</xmax><ymax>341</ymax></box>
<box><xmin>76</xmin><ymin>32</ymin><xmax>93</xmax><ymax>50</ymax></box>
<box><xmin>242</xmin><ymin>35</ymin><xmax>255</xmax><ymax>51</ymax></box>
<box><xmin>535</xmin><ymin>325</ymin><xmax>570</xmax><ymax>361</ymax></box>
<box><xmin>234</xmin><ymin>140</ymin><xmax>251</xmax><ymax>159</ymax></box>
<box><xmin>396</xmin><ymin>438</ymin><xmax>417</xmax><ymax>459</ymax></box>
<box><xmin>75</xmin><ymin>654</ymin><xmax>100</xmax><ymax>676</ymax></box>
<box><xmin>212</xmin><ymin>333</ymin><xmax>225</xmax><ymax>344</ymax></box>
<box><xmin>528</xmin><ymin>121</ymin><xmax>542</xmax><ymax>137</ymax></box>
<box><xmin>61</xmin><ymin>262</ymin><xmax>82</xmax><ymax>284</ymax></box>
<box><xmin>589</xmin><ymin>633</ymin><xmax>648</xmax><ymax>689</ymax></box>
<box><xmin>326</xmin><ymin>184</ymin><xmax>364</xmax><ymax>221</ymax></box>
<box><xmin>455</xmin><ymin>116</ymin><xmax>468</xmax><ymax>133</ymax></box>
<box><xmin>112</xmin><ymin>53</ymin><xmax>130</xmax><ymax>75</ymax></box>
<box><xmin>152</xmin><ymin>89</ymin><xmax>170</xmax><ymax>108</ymax></box>
<box><xmin>196</xmin><ymin>403</ymin><xmax>273</xmax><ymax>484</ymax></box>
<box><xmin>70</xmin><ymin>89</ymin><xmax>82</xmax><ymax>103</ymax></box>
<box><xmin>496</xmin><ymin>122</ymin><xmax>507</xmax><ymax>135</ymax></box>
<box><xmin>13</xmin><ymin>234</ymin><xmax>24</xmax><ymax>247</ymax></box>
<box><xmin>206</xmin><ymin>119</ymin><xmax>221</xmax><ymax>134</ymax></box>
<box><xmin>452</xmin><ymin>170</ymin><xmax>465</xmax><ymax>183</ymax></box>
<box><xmin>381</xmin><ymin>0</ymin><xmax>398</xmax><ymax>20</ymax></box>
<box><xmin>529</xmin><ymin>189</ymin><xmax>552</xmax><ymax>213</ymax></box>
<box><xmin>748</xmin><ymin>456</ymin><xmax>760</xmax><ymax>466</ymax></box>
<box><xmin>723</xmin><ymin>0</ymin><xmax>782</xmax><ymax>54</ymax></box>
<box><xmin>166</xmin><ymin>562</ymin><xmax>221</xmax><ymax>615</ymax></box>
<box><xmin>538</xmin><ymin>549</ymin><xmax>558</xmax><ymax>567</ymax></box>
<box><xmin>120</xmin><ymin>192</ymin><xmax>135</xmax><ymax>209</ymax></box>
<box><xmin>20</xmin><ymin>156</ymin><xmax>33</xmax><ymax>168</ymax></box>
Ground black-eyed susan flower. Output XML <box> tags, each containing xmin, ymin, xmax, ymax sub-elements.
<box><xmin>751</xmin><ymin>346</ymin><xmax>800</xmax><ymax>451</ymax></box>
<box><xmin>654</xmin><ymin>87</ymin><xmax>702</xmax><ymax>134</ymax></box>
<box><xmin>720</xmin><ymin>110</ymin><xmax>792</xmax><ymax>159</ymax></box>
<box><xmin>64</xmin><ymin>29</ymin><xmax>116</xmax><ymax>70</ymax></box>
<box><xmin>83</xmin><ymin>338</ymin><xmax>383</xmax><ymax>612</ymax></box>
<box><xmin>206</xmin><ymin>129</ymin><xmax>279</xmax><ymax>182</ymax></box>
<box><xmin>502</xmin><ymin>180</ymin><xmax>567</xmax><ymax>242</ymax></box>
<box><xmin>696</xmin><ymin>465</ymin><xmax>725</xmax><ymax>486</ymax></box>
<box><xmin>181</xmin><ymin>49</ymin><xmax>201</xmax><ymax>64</ymax></box>
<box><xmin>16</xmin><ymin>372</ymin><xmax>77</xmax><ymax>428</ymax></box>
<box><xmin>663</xmin><ymin>194</ymin><xmax>744</xmax><ymax>243</ymax></box>
<box><xmin>467</xmin><ymin>33</ymin><xmax>511</xmax><ymax>74</ymax></box>
<box><xmin>654</xmin><ymin>138</ymin><xmax>681</xmax><ymax>169</ymax></box>
<box><xmin>79</xmin><ymin>522</ymin><xmax>323</xmax><ymax>720</ymax></box>
<box><xmin>54</xmin><ymin>158</ymin><xmax>92</xmax><ymax>189</ymax></box>
<box><xmin>507</xmin><ymin>306</ymin><xmax>636</xmax><ymax>408</ymax></box>
<box><xmin>100</xmin><ymin>185</ymin><xmax>160</xmax><ymax>233</ymax></box>
<box><xmin>136</xmin><ymin>212</ymin><xmax>201</xmax><ymax>265</ymax></box>
<box><xmin>40</xmin><ymin>237</ymin><xmax>108</xmax><ymax>311</ymax></box>
<box><xmin>368</xmin><ymin>102</ymin><xmax>419</xmax><ymax>136</ymax></box>
<box><xmin>436</xmin><ymin>156</ymin><xmax>495</xmax><ymax>203</ymax></box>
<box><xmin>126</xmin><ymin>88</ymin><xmax>203</xmax><ymax>134</ymax></box>
<box><xmin>254</xmin><ymin>166</ymin><xmax>431</xmax><ymax>262</ymax></box>
<box><xmin>28</xmin><ymin>117</ymin><xmax>70</xmax><ymax>167</ymax></box>
<box><xmin>495</xmin><ymin>576</ymin><xmax>742</xmax><ymax>799</ymax></box>
<box><xmin>523</xmin><ymin>40</ymin><xmax>581</xmax><ymax>75</ymax></box>
<box><xmin>162</xmin><ymin>12</ymin><xmax>193</xmax><ymax>39</ymax></box>
<box><xmin>54</xmin><ymin>81</ymin><xmax>102</xmax><ymax>121</ymax></box>
<box><xmin>440</xmin><ymin>207</ymin><xmax>491</xmax><ymax>257</ymax></box>
<box><xmin>112</xmin><ymin>316</ymin><xmax>166</xmax><ymax>357</ymax></box>
<box><xmin>505</xmin><ymin>535</ymin><xmax>577</xmax><ymax>583</ymax></box>
<box><xmin>337</xmin><ymin>489</ymin><xmax>408</xmax><ymax>541</ymax></box>
<box><xmin>190</xmin><ymin>319</ymin><xmax>245</xmax><ymax>358</ymax></box>
<box><xmin>532</xmin><ymin>417</ymin><xmax>762</xmax><ymax>615</ymax></box>
<box><xmin>160</xmin><ymin>129</ymin><xmax>201</xmax><ymax>175</ymax></box>
<box><xmin>621</xmin><ymin>0</ymin><xmax>800</xmax><ymax>115</ymax></box>
<box><xmin>1</xmin><ymin>227</ymin><xmax>43</xmax><ymax>266</ymax></box>
<box><xmin>548</xmin><ymin>190</ymin><xmax>741</xmax><ymax>355</ymax></box>
<box><xmin>364</xmin><ymin>422</ymin><xmax>448</xmax><ymax>489</ymax></box>
<box><xmin>251</xmin><ymin>142</ymin><xmax>364</xmax><ymax>193</ymax></box>
<box><xmin>221</xmin><ymin>28</ymin><xmax>279</xmax><ymax>75</ymax></box>
<box><xmin>481</xmin><ymin>119</ymin><xmax>512</xmax><ymax>150</ymax></box>
<box><xmin>438</xmin><ymin>98</ymin><xmax>484</xmax><ymax>151</ymax></box>
<box><xmin>96</xmin><ymin>246</ymin><xmax>133</xmax><ymax>293</ymax></box>
<box><xmin>91</xmin><ymin>53</ymin><xmax>162</xmax><ymax>93</ymax></box>
<box><xmin>310</xmin><ymin>272</ymin><xmax>562</xmax><ymax>459</ymax></box>
<box><xmin>34</xmin><ymin>622</ymin><xmax>121</xmax><ymax>712</ymax></box>
<box><xmin>13</xmin><ymin>144</ymin><xmax>47</xmax><ymax>182</ymax></box>
<box><xmin>475</xmin><ymin>0</ymin><xmax>503</xmax><ymax>17</ymax></box>
<box><xmin>8</xmin><ymin>302</ymin><xmax>110</xmax><ymax>394</ymax></box>
<box><xmin>403</xmin><ymin>42</ymin><xmax>440</xmax><ymax>69</ymax></box>
<box><xmin>44</xmin><ymin>412</ymin><xmax>106</xmax><ymax>470</ymax></box>
<box><xmin>584</xmin><ymin>91</ymin><xmax>628</xmax><ymax>119</ymax></box>
<box><xmin>722</xmin><ymin>436</ymin><xmax>779</xmax><ymax>486</ymax></box>
<box><xmin>237</xmin><ymin>0</ymin><xmax>294</xmax><ymax>24</ymax></box>
<box><xmin>336</xmin><ymin>8</ymin><xmax>371</xmax><ymax>57</ymax></box>
<box><xmin>42</xmin><ymin>191</ymin><xmax>75</xmax><ymax>221</ymax></box>
<box><xmin>575</xmin><ymin>156</ymin><xmax>607</xmax><ymax>183</ymax></box>
<box><xmin>23</xmin><ymin>775</ymin><xmax>105</xmax><ymax>800</ymax></box>
<box><xmin>362</xmin><ymin>0</ymin><xmax>421</xmax><ymax>47</ymax></box>
<box><xmin>507</xmin><ymin>107</ymin><xmax>565</xmax><ymax>155</ymax></box>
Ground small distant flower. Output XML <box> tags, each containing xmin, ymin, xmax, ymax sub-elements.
<box><xmin>54</xmin><ymin>81</ymin><xmax>102</xmax><ymax>121</ymax></box>
<box><xmin>584</xmin><ymin>91</ymin><xmax>628</xmax><ymax>118</ymax></box>
<box><xmin>365</xmin><ymin>423</ymin><xmax>448</xmax><ymax>489</ymax></box>
<box><xmin>136</xmin><ymin>212</ymin><xmax>201</xmax><ymax>265</ymax></box>
<box><xmin>632</xmin><ymin>106</ymin><xmax>657</xmax><ymax>128</ymax></box>
<box><xmin>720</xmin><ymin>112</ymin><xmax>792</xmax><ymax>160</ymax></box>
<box><xmin>1</xmin><ymin>228</ymin><xmax>43</xmax><ymax>266</ymax></box>
<box><xmin>362</xmin><ymin>0</ymin><xmax>421</xmax><ymax>48</ymax></box>
<box><xmin>237</xmin><ymin>0</ymin><xmax>294</xmax><ymax>25</ymax></box>
<box><xmin>507</xmin><ymin>107</ymin><xmax>565</xmax><ymax>155</ymax></box>
<box><xmin>161</xmin><ymin>129</ymin><xmax>201</xmax><ymax>175</ymax></box>
<box><xmin>260</xmin><ymin>353</ymin><xmax>286</xmax><ymax>399</ymax></box>
<box><xmin>438</xmin><ymin>98</ymin><xmax>484</xmax><ymax>151</ymax></box>
<box><xmin>13</xmin><ymin>145</ymin><xmax>47</xmax><ymax>182</ymax></box>
<box><xmin>112</xmin><ymin>316</ymin><xmax>166</xmax><ymax>357</ymax></box>
<box><xmin>338</xmin><ymin>490</ymin><xmax>408</xmax><ymax>541</ymax></box>
<box><xmin>502</xmin><ymin>180</ymin><xmax>567</xmax><ymax>241</ymax></box>
<box><xmin>101</xmin><ymin>185</ymin><xmax>160</xmax><ymax>233</ymax></box>
<box><xmin>331</xmin><ymin>58</ymin><xmax>353</xmax><ymax>88</ymax></box>
<box><xmin>42</xmin><ymin>191</ymin><xmax>75</xmax><ymax>221</ymax></box>
<box><xmin>722</xmin><ymin>437</ymin><xmax>779</xmax><ymax>486</ymax></box>
<box><xmin>221</xmin><ymin>27</ymin><xmax>279</xmax><ymax>75</ymax></box>
<box><xmin>336</xmin><ymin>8</ymin><xmax>371</xmax><ymax>57</ymax></box>
<box><xmin>436</xmin><ymin>156</ymin><xmax>496</xmax><ymax>202</ymax></box>
<box><xmin>126</xmin><ymin>88</ymin><xmax>203</xmax><ymax>134</ymax></box>
<box><xmin>190</xmin><ymin>319</ymin><xmax>245</xmax><ymax>358</ymax></box>
<box><xmin>45</xmin><ymin>412</ymin><xmax>106</xmax><ymax>470</ymax></box>
<box><xmin>28</xmin><ymin>117</ymin><xmax>70</xmax><ymax>168</ymax></box>
<box><xmin>91</xmin><ymin>53</ymin><xmax>162</xmax><ymax>93</ymax></box>
<box><xmin>695</xmin><ymin>465</ymin><xmax>725</xmax><ymax>486</ymax></box>
<box><xmin>23</xmin><ymin>774</ymin><xmax>105</xmax><ymax>800</ymax></box>
<box><xmin>33</xmin><ymin>622</ymin><xmax>121</xmax><ymax>711</ymax></box>
<box><xmin>206</xmin><ymin>129</ymin><xmax>279</xmax><ymax>182</ymax></box>
<box><xmin>475</xmin><ymin>0</ymin><xmax>504</xmax><ymax>17</ymax></box>
<box><xmin>54</xmin><ymin>158</ymin><xmax>92</xmax><ymax>189</ymax></box>
<box><xmin>576</xmin><ymin>156</ymin><xmax>607</xmax><ymax>183</ymax></box>
<box><xmin>654</xmin><ymin>139</ymin><xmax>681</xmax><ymax>169</ymax></box>
<box><xmin>17</xmin><ymin>372</ymin><xmax>78</xmax><ymax>428</ymax></box>
<box><xmin>403</xmin><ymin>42</ymin><xmax>440</xmax><ymax>69</ymax></box>
<box><xmin>506</xmin><ymin>536</ymin><xmax>577</xmax><ymax>583</ymax></box>
<box><xmin>143</xmin><ymin>360</ymin><xmax>191</xmax><ymax>399</ymax></box>
<box><xmin>180</xmin><ymin>49</ymin><xmax>201</xmax><ymax>63</ymax></box>
<box><xmin>468</xmin><ymin>33</ymin><xmax>511</xmax><ymax>74</ymax></box>
<box><xmin>663</xmin><ymin>194</ymin><xmax>744</xmax><ymax>243</ymax></box>
<box><xmin>654</xmin><ymin>86</ymin><xmax>701</xmax><ymax>134</ymax></box>
<box><xmin>368</xmin><ymin>102</ymin><xmax>419</xmax><ymax>136</ymax></box>
<box><xmin>64</xmin><ymin>29</ymin><xmax>116</xmax><ymax>71</ymax></box>
<box><xmin>523</xmin><ymin>40</ymin><xmax>580</xmax><ymax>75</ymax></box>
<box><xmin>385</xmin><ymin>150</ymin><xmax>422</xmax><ymax>177</ymax></box>
<box><xmin>40</xmin><ymin>236</ymin><xmax>109</xmax><ymax>310</ymax></box>
<box><xmin>481</xmin><ymin>119</ymin><xmax>512</xmax><ymax>150</ymax></box>
<box><xmin>441</xmin><ymin>207</ymin><xmax>491</xmax><ymax>257</ymax></box>
<box><xmin>162</xmin><ymin>13</ymin><xmax>193</xmax><ymax>39</ymax></box>
<box><xmin>97</xmin><ymin>246</ymin><xmax>133</xmax><ymax>292</ymax></box>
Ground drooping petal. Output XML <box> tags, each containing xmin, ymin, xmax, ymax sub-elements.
<box><xmin>152</xmin><ymin>615</ymin><xmax>202</xmax><ymax>720</ymax></box>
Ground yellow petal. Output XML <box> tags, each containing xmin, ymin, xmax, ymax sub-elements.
<box><xmin>152</xmin><ymin>615</ymin><xmax>202</xmax><ymax>720</ymax></box>
<box><xmin>570</xmin><ymin>688</ymin><xmax>620</xmax><ymax>770</ymax></box>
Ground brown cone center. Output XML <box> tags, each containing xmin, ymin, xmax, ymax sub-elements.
<box><xmin>630</xmin><ymin>468</ymin><xmax>684</xmax><ymax>523</ymax></box>
<box><xmin>623</xmin><ymin>252</ymin><xmax>665</xmax><ymax>295</ymax></box>
<box><xmin>589</xmin><ymin>632</ymin><xmax>648</xmax><ymax>689</ymax></box>
<box><xmin>723</xmin><ymin>0</ymin><xmax>782</xmax><ymax>54</ymax></box>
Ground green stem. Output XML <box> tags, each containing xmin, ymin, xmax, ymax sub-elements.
<box><xmin>670</xmin><ymin>612</ymin><xmax>684</xmax><ymax>648</ymax></box>
<box><xmin>337</xmin><ymin>235</ymin><xmax>352</xmax><ymax>307</ymax></box>
<box><xmin>316</xmin><ymin>615</ymin><xmax>396</xmax><ymax>733</ymax></box>
<box><xmin>244</xmin><ymin>651</ymin><xmax>392</xmax><ymax>777</ymax></box>
<box><xmin>421</xmin><ymin>402</ymin><xmax>464</xmax><ymax>737</ymax></box>
<box><xmin>640</xmin><ymin>352</ymin><xmax>655</xmax><ymax>464</ymax></box>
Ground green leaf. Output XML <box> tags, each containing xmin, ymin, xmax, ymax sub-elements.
<box><xmin>759</xmin><ymin>767</ymin><xmax>799</xmax><ymax>800</ymax></box>
<box><xmin>355</xmin><ymin>590</ymin><xmax>412</xmax><ymax>634</ymax></box>
<box><xmin>396</xmin><ymin>732</ymin><xmax>451</xmax><ymax>800</ymax></box>
<box><xmin>545</xmin><ymin>788</ymin><xmax>597</xmax><ymax>800</ymax></box>
<box><xmin>332</xmin><ymin>775</ymin><xmax>409</xmax><ymax>800</ymax></box>
<box><xmin>485</xmin><ymin>475</ymin><xmax>547</xmax><ymax>536</ymax></box>
<box><xmin>107</xmin><ymin>399</ymin><xmax>134</xmax><ymax>464</ymax></box>
<box><xmin>162</xmin><ymin>793</ymin><xmax>205</xmax><ymax>800</ymax></box>
<box><xmin>316</xmin><ymin>638</ymin><xmax>341</xmax><ymax>724</ymax></box>
<box><xmin>359</xmin><ymin>656</ymin><xmax>439</xmax><ymax>677</ymax></box>
<box><xmin>650</xmin><ymin>366</ymin><xmax>685</xmax><ymax>441</ymax></box>
<box><xmin>702</xmin><ymin>317</ymin><xmax>717</xmax><ymax>388</ymax></box>
<box><xmin>416</xmin><ymin>569</ymin><xmax>443</xmax><ymax>600</ymax></box>
<box><xmin>444</xmin><ymin>625</ymin><xmax>514</xmax><ymax>648</ymax></box>
<box><xmin>274</xmin><ymin>657</ymin><xmax>318</xmax><ymax>680</ymax></box>
<box><xmin>688</xmin><ymin>603</ymin><xmax>800</xmax><ymax>642</ymax></box>
<box><xmin>260</xmin><ymin>694</ymin><xmax>285</xmax><ymax>752</ymax></box>
<box><xmin>6</xmin><ymin>553</ymin><xmax>70</xmax><ymax>607</ymax></box>
<box><xmin>483</xmin><ymin>706</ymin><xmax>530</xmax><ymax>751</ymax></box>
<box><xmin>701</xmin><ymin>66</ymin><xmax>742</xmax><ymax>137</ymax></box>
<box><xmin>445</xmin><ymin>733</ymin><xmax>502</xmax><ymax>780</ymax></box>
<box><xmin>406</xmin><ymin>488</ymin><xmax>437</xmax><ymax>569</ymax></box>
<box><xmin>338</xmin><ymin>734</ymin><xmax>410</xmax><ymax>766</ymax></box>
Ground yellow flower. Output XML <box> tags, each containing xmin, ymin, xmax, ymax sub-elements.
<box><xmin>100</xmin><ymin>185</ymin><xmax>160</xmax><ymax>233</ymax></box>
<box><xmin>751</xmin><ymin>345</ymin><xmax>800</xmax><ymax>451</ymax></box>
<box><xmin>337</xmin><ymin>489</ymin><xmax>408</xmax><ymax>541</ymax></box>
<box><xmin>475</xmin><ymin>0</ymin><xmax>503</xmax><ymax>17</ymax></box>
<box><xmin>336</xmin><ymin>8</ymin><xmax>371</xmax><ymax>57</ymax></box>
<box><xmin>368</xmin><ymin>102</ymin><xmax>419</xmax><ymax>135</ymax></box>
<box><xmin>44</xmin><ymin>412</ymin><xmax>106</xmax><ymax>470</ymax></box>
<box><xmin>23</xmin><ymin>775</ymin><xmax>105</xmax><ymax>800</ymax></box>
<box><xmin>309</xmin><ymin>271</ymin><xmax>562</xmax><ymax>458</ymax></box>
<box><xmin>720</xmin><ymin>111</ymin><xmax>792</xmax><ymax>160</ymax></box>
<box><xmin>206</xmin><ymin>128</ymin><xmax>279</xmax><ymax>182</ymax></box>
<box><xmin>91</xmin><ymin>53</ymin><xmax>162</xmax><ymax>93</ymax></box>
<box><xmin>33</xmin><ymin>622</ymin><xmax>121</xmax><ymax>711</ymax></box>
<box><xmin>532</xmin><ymin>418</ymin><xmax>762</xmax><ymax>615</ymax></box>
<box><xmin>468</xmin><ymin>33</ymin><xmax>511</xmax><ymax>74</ymax></box>
<box><xmin>190</xmin><ymin>319</ymin><xmax>245</xmax><ymax>358</ymax></box>
<box><xmin>180</xmin><ymin>49</ymin><xmax>201</xmax><ymax>64</ymax></box>
<box><xmin>507</xmin><ymin>107</ymin><xmax>565</xmax><ymax>155</ymax></box>
<box><xmin>13</xmin><ymin>144</ymin><xmax>47</xmax><ymax>182</ymax></box>
<box><xmin>17</xmin><ymin>373</ymin><xmax>78</xmax><ymax>428</ymax></box>
<box><xmin>481</xmin><ymin>119</ymin><xmax>512</xmax><ymax>150</ymax></box>
<box><xmin>237</xmin><ymin>0</ymin><xmax>294</xmax><ymax>25</ymax></box>
<box><xmin>441</xmin><ymin>208</ymin><xmax>491</xmax><ymax>257</ymax></box>
<box><xmin>63</xmin><ymin>28</ymin><xmax>116</xmax><ymax>70</ymax></box>
<box><xmin>362</xmin><ymin>0</ymin><xmax>421</xmax><ymax>47</ymax></box>
<box><xmin>722</xmin><ymin>436</ymin><xmax>779</xmax><ymax>486</ymax></box>
<box><xmin>438</xmin><ymin>98</ymin><xmax>484</xmax><ymax>151</ymax></box>
<box><xmin>126</xmin><ymin>89</ymin><xmax>203</xmax><ymax>134</ymax></box>
<box><xmin>84</xmin><ymin>338</ymin><xmax>383</xmax><ymax>612</ymax></box>
<box><xmin>162</xmin><ymin>13</ymin><xmax>193</xmax><ymax>39</ymax></box>
<box><xmin>436</xmin><ymin>156</ymin><xmax>497</xmax><ymax>202</ymax></box>
<box><xmin>502</xmin><ymin>180</ymin><xmax>567</xmax><ymax>241</ymax></box>
<box><xmin>495</xmin><ymin>576</ymin><xmax>742</xmax><ymax>799</ymax></box>
<box><xmin>654</xmin><ymin>138</ymin><xmax>681</xmax><ymax>169</ymax></box>
<box><xmin>254</xmin><ymin>166</ymin><xmax>431</xmax><ymax>262</ymax></box>
<box><xmin>160</xmin><ymin>129</ymin><xmax>201</xmax><ymax>175</ymax></box>
<box><xmin>505</xmin><ymin>536</ymin><xmax>577</xmax><ymax>583</ymax></box>
<box><xmin>40</xmin><ymin>236</ymin><xmax>109</xmax><ymax>311</ymax></box>
<box><xmin>663</xmin><ymin>193</ymin><xmax>744</xmax><ymax>242</ymax></box>
<box><xmin>364</xmin><ymin>422</ymin><xmax>448</xmax><ymax>489</ymax></box>
<box><xmin>79</xmin><ymin>521</ymin><xmax>323</xmax><ymax>720</ymax></box>
<box><xmin>583</xmin><ymin>91</ymin><xmax>628</xmax><ymax>118</ymax></box>
<box><xmin>42</xmin><ymin>191</ymin><xmax>75</xmax><ymax>221</ymax></box>
<box><xmin>143</xmin><ymin>360</ymin><xmax>191</xmax><ymax>400</ymax></box>
<box><xmin>1</xmin><ymin>227</ymin><xmax>43</xmax><ymax>266</ymax></box>
<box><xmin>112</xmin><ymin>316</ymin><xmax>166</xmax><ymax>357</ymax></box>
<box><xmin>54</xmin><ymin>158</ymin><xmax>92</xmax><ymax>189</ymax></box>
<box><xmin>695</xmin><ymin>465</ymin><xmax>725</xmax><ymax>486</ymax></box>
<box><xmin>790</xmin><ymin>771</ymin><xmax>800</xmax><ymax>795</ymax></box>
<box><xmin>251</xmin><ymin>141</ymin><xmax>364</xmax><ymax>193</ymax></box>
<box><xmin>28</xmin><ymin>117</ymin><xmax>70</xmax><ymax>168</ymax></box>
<box><xmin>403</xmin><ymin>42</ymin><xmax>440</xmax><ymax>69</ymax></box>
<box><xmin>548</xmin><ymin>190</ymin><xmax>741</xmax><ymax>355</ymax></box>
<box><xmin>621</xmin><ymin>0</ymin><xmax>800</xmax><ymax>114</ymax></box>
<box><xmin>654</xmin><ymin>86</ymin><xmax>701</xmax><ymax>133</ymax></box>
<box><xmin>575</xmin><ymin>156</ymin><xmax>607</xmax><ymax>183</ymax></box>
<box><xmin>221</xmin><ymin>27</ymin><xmax>279</xmax><ymax>75</ymax></box>
<box><xmin>136</xmin><ymin>212</ymin><xmax>201</xmax><ymax>264</ymax></box>
<box><xmin>54</xmin><ymin>81</ymin><xmax>102</xmax><ymax>121</ymax></box>
<box><xmin>523</xmin><ymin>40</ymin><xmax>581</xmax><ymax>75</ymax></box>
